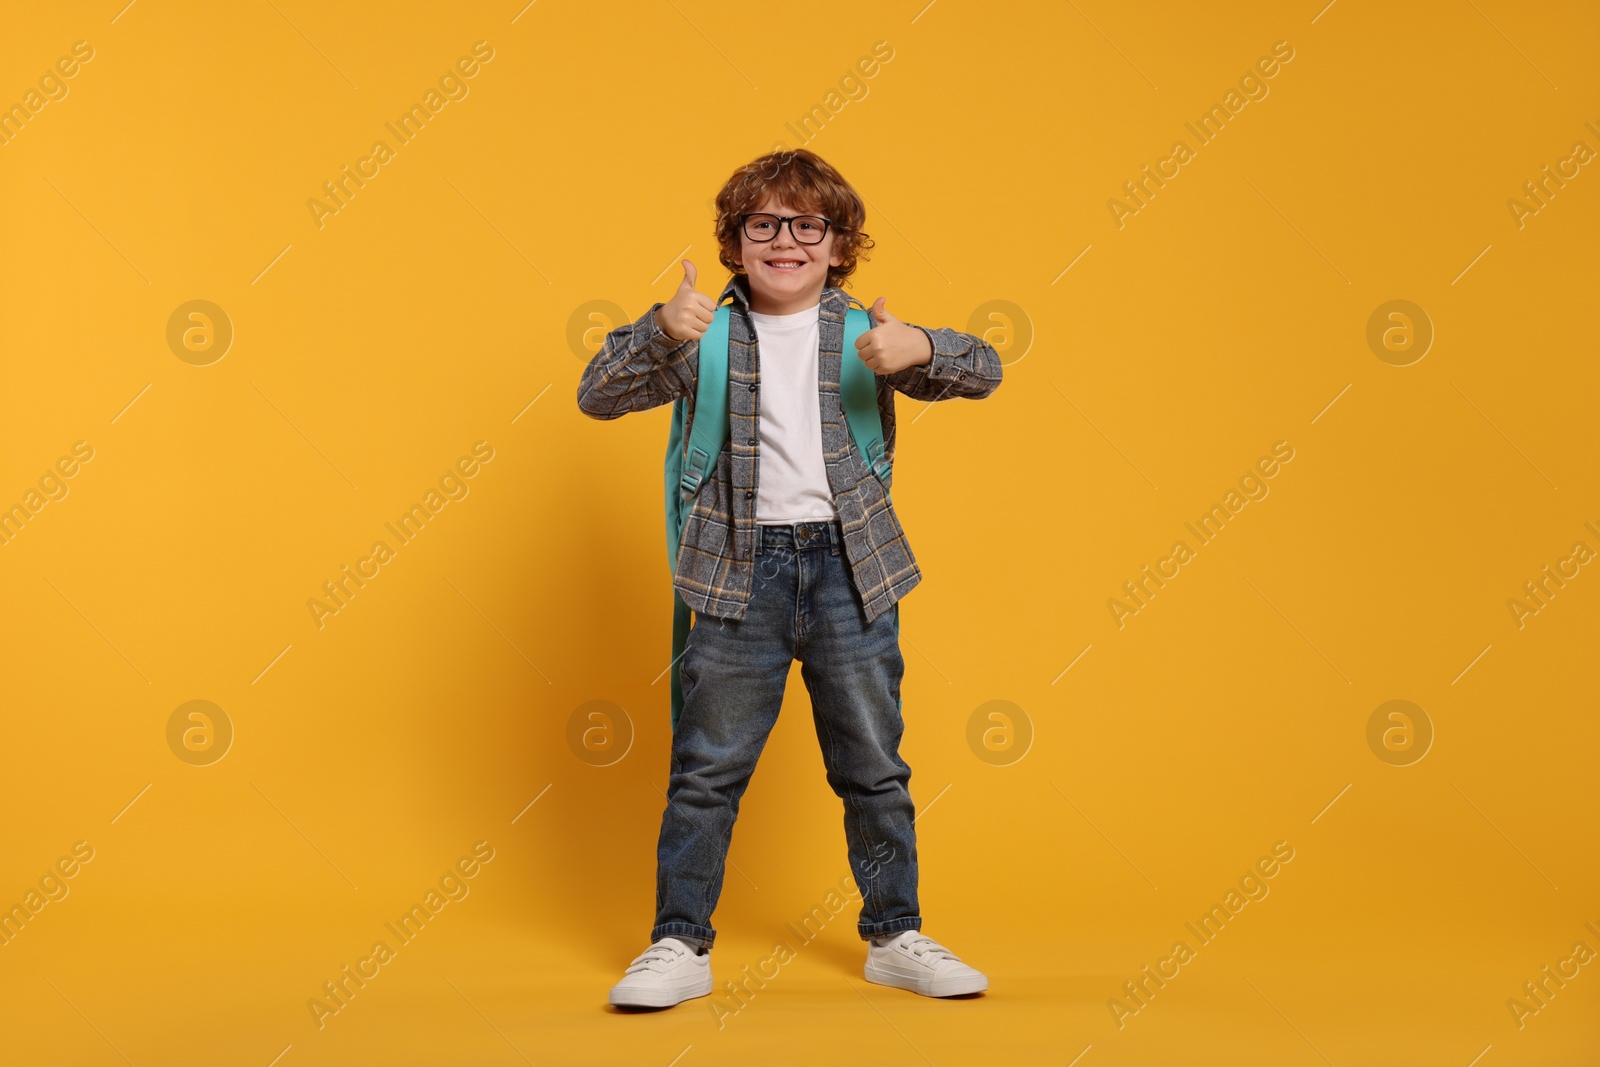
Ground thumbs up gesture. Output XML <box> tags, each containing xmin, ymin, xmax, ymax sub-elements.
<box><xmin>655</xmin><ymin>259</ymin><xmax>717</xmax><ymax>342</ymax></box>
<box><xmin>855</xmin><ymin>296</ymin><xmax>934</xmax><ymax>375</ymax></box>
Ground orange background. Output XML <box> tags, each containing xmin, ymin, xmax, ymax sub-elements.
<box><xmin>1</xmin><ymin>1</ymin><xmax>1597</xmax><ymax>1064</ymax></box>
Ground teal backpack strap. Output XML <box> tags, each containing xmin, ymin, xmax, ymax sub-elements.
<box><xmin>677</xmin><ymin>305</ymin><xmax>732</xmax><ymax>507</ymax></box>
<box><xmin>840</xmin><ymin>304</ymin><xmax>892</xmax><ymax>489</ymax></box>
<box><xmin>665</xmin><ymin>302</ymin><xmax>733</xmax><ymax>732</ymax></box>
<box><xmin>669</xmin><ymin>592</ymin><xmax>692</xmax><ymax>732</ymax></box>
<box><xmin>844</xmin><ymin>301</ymin><xmax>900</xmax><ymax>697</ymax></box>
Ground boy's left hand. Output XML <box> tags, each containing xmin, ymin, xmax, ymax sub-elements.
<box><xmin>856</xmin><ymin>297</ymin><xmax>934</xmax><ymax>375</ymax></box>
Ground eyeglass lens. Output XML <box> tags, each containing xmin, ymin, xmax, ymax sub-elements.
<box><xmin>744</xmin><ymin>214</ymin><xmax>828</xmax><ymax>244</ymax></box>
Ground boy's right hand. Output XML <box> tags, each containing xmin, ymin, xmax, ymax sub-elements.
<box><xmin>655</xmin><ymin>259</ymin><xmax>716</xmax><ymax>342</ymax></box>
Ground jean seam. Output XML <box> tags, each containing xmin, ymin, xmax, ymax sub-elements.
<box><xmin>810</xmin><ymin>675</ymin><xmax>883</xmax><ymax>928</ymax></box>
<box><xmin>859</xmin><ymin>917</ymin><xmax>920</xmax><ymax>938</ymax></box>
<box><xmin>654</xmin><ymin>920</ymin><xmax>715</xmax><ymax>949</ymax></box>
<box><xmin>818</xmin><ymin>547</ymin><xmax>892</xmax><ymax>929</ymax></box>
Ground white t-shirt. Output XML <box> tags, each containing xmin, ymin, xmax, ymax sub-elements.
<box><xmin>748</xmin><ymin>301</ymin><xmax>839</xmax><ymax>525</ymax></box>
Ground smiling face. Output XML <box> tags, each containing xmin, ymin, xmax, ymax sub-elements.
<box><xmin>734</xmin><ymin>195</ymin><xmax>844</xmax><ymax>315</ymax></box>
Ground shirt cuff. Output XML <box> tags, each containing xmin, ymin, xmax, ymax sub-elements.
<box><xmin>913</xmin><ymin>324</ymin><xmax>966</xmax><ymax>382</ymax></box>
<box><xmin>641</xmin><ymin>302</ymin><xmax>687</xmax><ymax>353</ymax></box>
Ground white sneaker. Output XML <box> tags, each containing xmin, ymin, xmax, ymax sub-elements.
<box><xmin>864</xmin><ymin>930</ymin><xmax>987</xmax><ymax>997</ymax></box>
<box><xmin>608</xmin><ymin>937</ymin><xmax>713</xmax><ymax>1008</ymax></box>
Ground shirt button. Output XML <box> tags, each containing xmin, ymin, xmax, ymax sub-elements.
<box><xmin>745</xmin><ymin>490</ymin><xmax>754</xmax><ymax>499</ymax></box>
<box><xmin>747</xmin><ymin>437</ymin><xmax>756</xmax><ymax>445</ymax></box>
<box><xmin>748</xmin><ymin>383</ymin><xmax>757</xmax><ymax>391</ymax></box>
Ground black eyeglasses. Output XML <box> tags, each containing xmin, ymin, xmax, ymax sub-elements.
<box><xmin>741</xmin><ymin>213</ymin><xmax>833</xmax><ymax>244</ymax></box>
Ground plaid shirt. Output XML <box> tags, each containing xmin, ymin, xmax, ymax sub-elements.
<box><xmin>577</xmin><ymin>273</ymin><xmax>1002</xmax><ymax>624</ymax></box>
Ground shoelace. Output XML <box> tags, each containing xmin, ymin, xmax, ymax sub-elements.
<box><xmin>624</xmin><ymin>942</ymin><xmax>689</xmax><ymax>975</ymax></box>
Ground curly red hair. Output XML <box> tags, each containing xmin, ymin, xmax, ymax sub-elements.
<box><xmin>713</xmin><ymin>148</ymin><xmax>875</xmax><ymax>291</ymax></box>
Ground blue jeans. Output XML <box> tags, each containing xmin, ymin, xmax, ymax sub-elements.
<box><xmin>652</xmin><ymin>519</ymin><xmax>921</xmax><ymax>951</ymax></box>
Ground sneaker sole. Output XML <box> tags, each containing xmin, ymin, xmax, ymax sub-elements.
<box><xmin>609</xmin><ymin>970</ymin><xmax>714</xmax><ymax>1008</ymax></box>
<box><xmin>864</xmin><ymin>962</ymin><xmax>987</xmax><ymax>997</ymax></box>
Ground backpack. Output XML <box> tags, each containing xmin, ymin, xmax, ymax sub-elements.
<box><xmin>663</xmin><ymin>296</ymin><xmax>891</xmax><ymax>731</ymax></box>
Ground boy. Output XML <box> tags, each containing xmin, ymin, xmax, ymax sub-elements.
<box><xmin>577</xmin><ymin>149</ymin><xmax>1001</xmax><ymax>1009</ymax></box>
